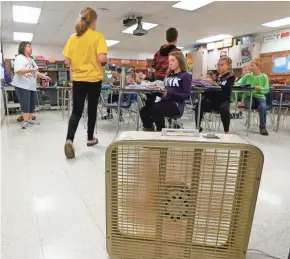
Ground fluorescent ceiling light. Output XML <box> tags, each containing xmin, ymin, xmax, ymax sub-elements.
<box><xmin>13</xmin><ymin>5</ymin><xmax>41</xmax><ymax>24</ymax></box>
<box><xmin>13</xmin><ymin>32</ymin><xmax>34</xmax><ymax>41</ymax></box>
<box><xmin>262</xmin><ymin>17</ymin><xmax>290</xmax><ymax>28</ymax></box>
<box><xmin>196</xmin><ymin>34</ymin><xmax>233</xmax><ymax>43</ymax></box>
<box><xmin>173</xmin><ymin>0</ymin><xmax>215</xmax><ymax>11</ymax></box>
<box><xmin>122</xmin><ymin>22</ymin><xmax>158</xmax><ymax>34</ymax></box>
<box><xmin>106</xmin><ymin>40</ymin><xmax>120</xmax><ymax>47</ymax></box>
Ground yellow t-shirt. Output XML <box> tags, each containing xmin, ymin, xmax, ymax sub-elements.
<box><xmin>63</xmin><ymin>29</ymin><xmax>108</xmax><ymax>82</ymax></box>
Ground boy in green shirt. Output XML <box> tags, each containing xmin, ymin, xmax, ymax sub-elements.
<box><xmin>236</xmin><ymin>59</ymin><xmax>270</xmax><ymax>136</ymax></box>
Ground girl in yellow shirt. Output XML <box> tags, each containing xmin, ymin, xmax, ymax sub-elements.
<box><xmin>63</xmin><ymin>7</ymin><xmax>108</xmax><ymax>159</ymax></box>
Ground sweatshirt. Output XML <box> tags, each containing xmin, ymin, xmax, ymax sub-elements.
<box><xmin>152</xmin><ymin>44</ymin><xmax>180</xmax><ymax>78</ymax></box>
<box><xmin>235</xmin><ymin>72</ymin><xmax>269</xmax><ymax>100</ymax></box>
<box><xmin>205</xmin><ymin>72</ymin><xmax>235</xmax><ymax>103</ymax></box>
<box><xmin>163</xmin><ymin>71</ymin><xmax>192</xmax><ymax>114</ymax></box>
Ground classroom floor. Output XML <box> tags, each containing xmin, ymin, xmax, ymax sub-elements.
<box><xmin>1</xmin><ymin>111</ymin><xmax>290</xmax><ymax>259</ymax></box>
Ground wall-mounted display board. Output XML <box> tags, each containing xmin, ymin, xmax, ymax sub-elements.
<box><xmin>272</xmin><ymin>55</ymin><xmax>290</xmax><ymax>75</ymax></box>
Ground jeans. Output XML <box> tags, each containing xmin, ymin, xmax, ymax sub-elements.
<box><xmin>66</xmin><ymin>81</ymin><xmax>102</xmax><ymax>141</ymax></box>
<box><xmin>140</xmin><ymin>100</ymin><xmax>180</xmax><ymax>131</ymax></box>
<box><xmin>245</xmin><ymin>96</ymin><xmax>267</xmax><ymax>128</ymax></box>
<box><xmin>14</xmin><ymin>87</ymin><xmax>36</xmax><ymax>113</ymax></box>
<box><xmin>195</xmin><ymin>98</ymin><xmax>230</xmax><ymax>132</ymax></box>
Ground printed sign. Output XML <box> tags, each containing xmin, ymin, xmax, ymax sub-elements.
<box><xmin>241</xmin><ymin>46</ymin><xmax>252</xmax><ymax>64</ymax></box>
<box><xmin>220</xmin><ymin>50</ymin><xmax>228</xmax><ymax>57</ymax></box>
<box><xmin>263</xmin><ymin>34</ymin><xmax>278</xmax><ymax>43</ymax></box>
<box><xmin>263</xmin><ymin>31</ymin><xmax>290</xmax><ymax>43</ymax></box>
<box><xmin>279</xmin><ymin>31</ymin><xmax>290</xmax><ymax>40</ymax></box>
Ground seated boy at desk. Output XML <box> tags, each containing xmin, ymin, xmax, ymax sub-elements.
<box><xmin>235</xmin><ymin>59</ymin><xmax>269</xmax><ymax>136</ymax></box>
<box><xmin>101</xmin><ymin>75</ymin><xmax>120</xmax><ymax>120</ymax></box>
<box><xmin>195</xmin><ymin>56</ymin><xmax>235</xmax><ymax>134</ymax></box>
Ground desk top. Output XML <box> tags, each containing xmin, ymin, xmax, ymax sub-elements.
<box><xmin>191</xmin><ymin>86</ymin><xmax>255</xmax><ymax>93</ymax></box>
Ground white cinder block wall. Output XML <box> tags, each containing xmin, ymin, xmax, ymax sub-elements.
<box><xmin>3</xmin><ymin>43</ymin><xmax>154</xmax><ymax>60</ymax></box>
<box><xmin>255</xmin><ymin>28</ymin><xmax>290</xmax><ymax>54</ymax></box>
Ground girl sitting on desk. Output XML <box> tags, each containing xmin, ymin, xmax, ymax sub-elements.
<box><xmin>140</xmin><ymin>51</ymin><xmax>191</xmax><ymax>132</ymax></box>
<box><xmin>195</xmin><ymin>56</ymin><xmax>235</xmax><ymax>134</ymax></box>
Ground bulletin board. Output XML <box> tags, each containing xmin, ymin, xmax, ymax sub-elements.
<box><xmin>272</xmin><ymin>55</ymin><xmax>290</xmax><ymax>74</ymax></box>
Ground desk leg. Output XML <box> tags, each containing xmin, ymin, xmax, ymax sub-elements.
<box><xmin>4</xmin><ymin>90</ymin><xmax>9</xmax><ymax>118</ymax></box>
<box><xmin>136</xmin><ymin>95</ymin><xmax>140</xmax><ymax>131</ymax></box>
<box><xmin>276</xmin><ymin>92</ymin><xmax>283</xmax><ymax>132</ymax></box>
<box><xmin>196</xmin><ymin>93</ymin><xmax>202</xmax><ymax>130</ymax></box>
<box><xmin>247</xmin><ymin>93</ymin><xmax>253</xmax><ymax>136</ymax></box>
<box><xmin>116</xmin><ymin>90</ymin><xmax>122</xmax><ymax>134</ymax></box>
<box><xmin>57</xmin><ymin>89</ymin><xmax>59</xmax><ymax>112</ymax></box>
<box><xmin>62</xmin><ymin>90</ymin><xmax>65</xmax><ymax>120</ymax></box>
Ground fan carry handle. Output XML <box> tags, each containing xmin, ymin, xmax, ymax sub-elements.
<box><xmin>161</xmin><ymin>128</ymin><xmax>200</xmax><ymax>137</ymax></box>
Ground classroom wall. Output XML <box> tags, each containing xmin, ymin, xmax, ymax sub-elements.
<box><xmin>2</xmin><ymin>43</ymin><xmax>154</xmax><ymax>60</ymax></box>
<box><xmin>256</xmin><ymin>28</ymin><xmax>290</xmax><ymax>54</ymax></box>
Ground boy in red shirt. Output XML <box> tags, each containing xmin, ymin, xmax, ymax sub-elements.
<box><xmin>152</xmin><ymin>27</ymin><xmax>180</xmax><ymax>81</ymax></box>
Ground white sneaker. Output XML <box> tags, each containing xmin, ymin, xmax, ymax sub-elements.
<box><xmin>28</xmin><ymin>120</ymin><xmax>40</xmax><ymax>125</ymax></box>
<box><xmin>64</xmin><ymin>140</ymin><xmax>75</xmax><ymax>159</ymax></box>
<box><xmin>22</xmin><ymin>121</ymin><xmax>28</xmax><ymax>129</ymax></box>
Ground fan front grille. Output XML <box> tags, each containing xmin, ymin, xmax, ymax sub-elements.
<box><xmin>106</xmin><ymin>141</ymin><xmax>263</xmax><ymax>259</ymax></box>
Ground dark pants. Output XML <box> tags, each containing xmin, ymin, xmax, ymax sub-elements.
<box><xmin>245</xmin><ymin>96</ymin><xmax>267</xmax><ymax>128</ymax></box>
<box><xmin>140</xmin><ymin>100</ymin><xmax>180</xmax><ymax>131</ymax></box>
<box><xmin>107</xmin><ymin>92</ymin><xmax>119</xmax><ymax>114</ymax></box>
<box><xmin>195</xmin><ymin>98</ymin><xmax>230</xmax><ymax>132</ymax></box>
<box><xmin>14</xmin><ymin>87</ymin><xmax>36</xmax><ymax>113</ymax></box>
<box><xmin>66</xmin><ymin>81</ymin><xmax>102</xmax><ymax>141</ymax></box>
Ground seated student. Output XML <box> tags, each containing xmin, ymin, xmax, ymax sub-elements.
<box><xmin>140</xmin><ymin>51</ymin><xmax>191</xmax><ymax>131</ymax></box>
<box><xmin>196</xmin><ymin>56</ymin><xmax>235</xmax><ymax>134</ymax></box>
<box><xmin>231</xmin><ymin>65</ymin><xmax>250</xmax><ymax>119</ymax></box>
<box><xmin>236</xmin><ymin>59</ymin><xmax>270</xmax><ymax>136</ymax></box>
<box><xmin>206</xmin><ymin>71</ymin><xmax>216</xmax><ymax>82</ymax></box>
<box><xmin>101</xmin><ymin>75</ymin><xmax>120</xmax><ymax>120</ymax></box>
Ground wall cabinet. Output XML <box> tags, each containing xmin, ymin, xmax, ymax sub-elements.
<box><xmin>207</xmin><ymin>49</ymin><xmax>220</xmax><ymax>70</ymax></box>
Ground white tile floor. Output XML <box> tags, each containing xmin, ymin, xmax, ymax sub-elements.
<box><xmin>1</xmin><ymin>111</ymin><xmax>290</xmax><ymax>259</ymax></box>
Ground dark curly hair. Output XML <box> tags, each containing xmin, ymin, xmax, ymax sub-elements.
<box><xmin>18</xmin><ymin>41</ymin><xmax>31</xmax><ymax>55</ymax></box>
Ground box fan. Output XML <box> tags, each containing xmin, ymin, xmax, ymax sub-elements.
<box><xmin>105</xmin><ymin>129</ymin><xmax>264</xmax><ymax>259</ymax></box>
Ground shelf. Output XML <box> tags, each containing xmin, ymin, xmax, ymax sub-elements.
<box><xmin>7</xmin><ymin>103</ymin><xmax>20</xmax><ymax>108</ymax></box>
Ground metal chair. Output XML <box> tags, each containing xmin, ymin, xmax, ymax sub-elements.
<box><xmin>101</xmin><ymin>92</ymin><xmax>136</xmax><ymax>123</ymax></box>
<box><xmin>241</xmin><ymin>87</ymin><xmax>275</xmax><ymax>130</ymax></box>
<box><xmin>166</xmin><ymin>115</ymin><xmax>184</xmax><ymax>129</ymax></box>
<box><xmin>272</xmin><ymin>86</ymin><xmax>290</xmax><ymax>129</ymax></box>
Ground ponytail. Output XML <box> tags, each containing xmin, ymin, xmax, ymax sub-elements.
<box><xmin>75</xmin><ymin>7</ymin><xmax>97</xmax><ymax>37</ymax></box>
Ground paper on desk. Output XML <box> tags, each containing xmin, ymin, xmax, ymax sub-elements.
<box><xmin>275</xmin><ymin>57</ymin><xmax>286</xmax><ymax>67</ymax></box>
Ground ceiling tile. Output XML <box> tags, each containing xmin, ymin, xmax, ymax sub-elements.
<box><xmin>38</xmin><ymin>9</ymin><xmax>68</xmax><ymax>26</ymax></box>
<box><xmin>11</xmin><ymin>1</ymin><xmax>44</xmax><ymax>8</ymax></box>
<box><xmin>2</xmin><ymin>1</ymin><xmax>290</xmax><ymax>53</ymax></box>
<box><xmin>43</xmin><ymin>1</ymin><xmax>77</xmax><ymax>12</ymax></box>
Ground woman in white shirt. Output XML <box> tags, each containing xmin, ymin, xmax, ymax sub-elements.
<box><xmin>12</xmin><ymin>42</ymin><xmax>51</xmax><ymax>128</ymax></box>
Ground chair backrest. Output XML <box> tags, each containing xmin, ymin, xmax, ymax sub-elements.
<box><xmin>281</xmin><ymin>85</ymin><xmax>290</xmax><ymax>102</ymax></box>
<box><xmin>265</xmin><ymin>87</ymin><xmax>274</xmax><ymax>107</ymax></box>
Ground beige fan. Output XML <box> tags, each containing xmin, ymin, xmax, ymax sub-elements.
<box><xmin>106</xmin><ymin>129</ymin><xmax>264</xmax><ymax>259</ymax></box>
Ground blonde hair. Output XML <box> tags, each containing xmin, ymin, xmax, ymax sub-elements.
<box><xmin>252</xmin><ymin>58</ymin><xmax>262</xmax><ymax>69</ymax></box>
<box><xmin>166</xmin><ymin>51</ymin><xmax>188</xmax><ymax>77</ymax></box>
<box><xmin>218</xmin><ymin>56</ymin><xmax>232</xmax><ymax>72</ymax></box>
<box><xmin>75</xmin><ymin>7</ymin><xmax>97</xmax><ymax>36</ymax></box>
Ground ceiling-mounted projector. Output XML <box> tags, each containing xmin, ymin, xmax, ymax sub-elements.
<box><xmin>133</xmin><ymin>17</ymin><xmax>148</xmax><ymax>36</ymax></box>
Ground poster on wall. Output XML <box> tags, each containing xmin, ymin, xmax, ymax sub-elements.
<box><xmin>220</xmin><ymin>50</ymin><xmax>228</xmax><ymax>57</ymax></box>
<box><xmin>272</xmin><ymin>55</ymin><xmax>290</xmax><ymax>74</ymax></box>
<box><xmin>241</xmin><ymin>46</ymin><xmax>252</xmax><ymax>64</ymax></box>
<box><xmin>186</xmin><ymin>53</ymin><xmax>193</xmax><ymax>71</ymax></box>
